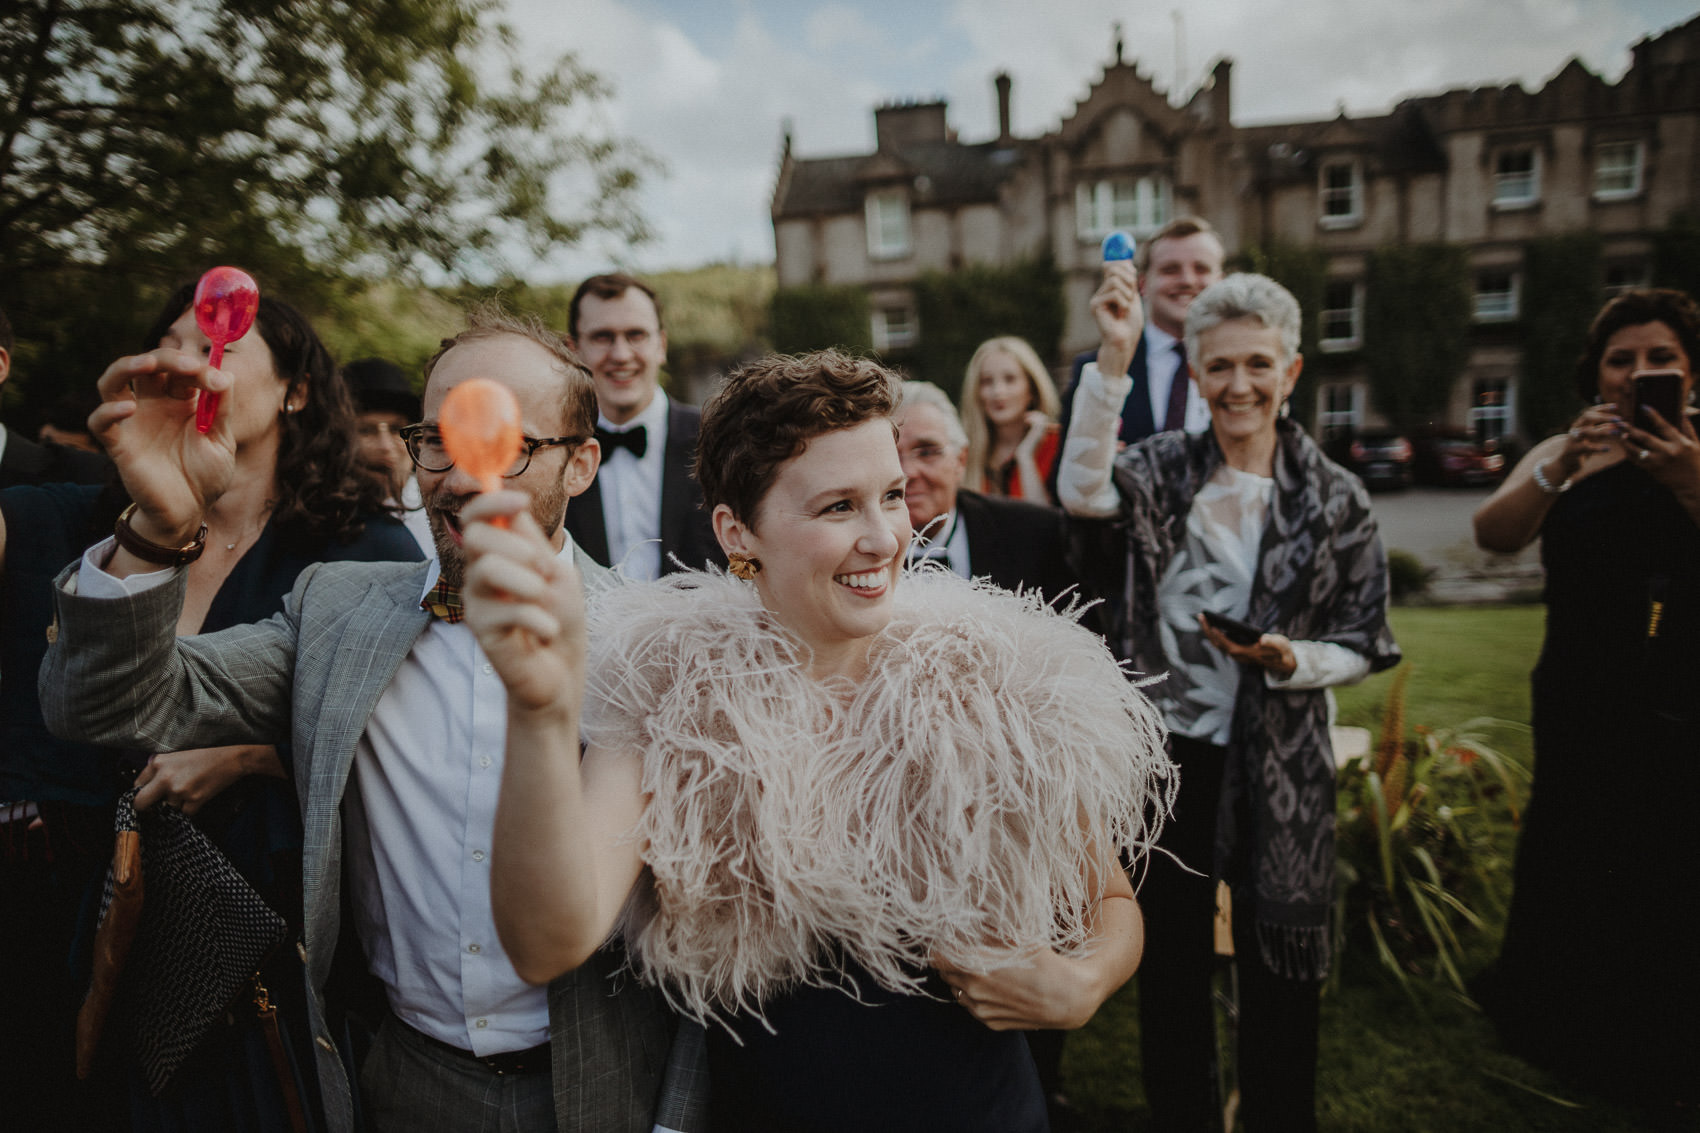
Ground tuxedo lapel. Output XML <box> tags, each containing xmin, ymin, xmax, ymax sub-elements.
<box><xmin>563</xmin><ymin>475</ymin><xmax>612</xmax><ymax>567</ymax></box>
<box><xmin>659</xmin><ymin>403</ymin><xmax>696</xmax><ymax>569</ymax></box>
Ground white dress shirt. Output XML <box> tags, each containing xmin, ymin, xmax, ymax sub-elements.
<box><xmin>906</xmin><ymin>507</ymin><xmax>971</xmax><ymax>578</ymax></box>
<box><xmin>74</xmin><ymin>540</ymin><xmax>558</xmax><ymax>1055</ymax></box>
<box><xmin>1143</xmin><ymin>323</ymin><xmax>1213</xmax><ymax>436</ymax></box>
<box><xmin>597</xmin><ymin>391</ymin><xmax>670</xmax><ymax>581</ymax></box>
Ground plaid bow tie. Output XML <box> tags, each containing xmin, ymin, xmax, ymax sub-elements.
<box><xmin>421</xmin><ymin>579</ymin><xmax>464</xmax><ymax>623</ymax></box>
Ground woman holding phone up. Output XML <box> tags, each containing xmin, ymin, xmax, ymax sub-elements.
<box><xmin>1473</xmin><ymin>289</ymin><xmax>1700</xmax><ymax>1112</ymax></box>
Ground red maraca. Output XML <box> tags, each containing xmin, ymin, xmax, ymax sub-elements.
<box><xmin>192</xmin><ymin>266</ymin><xmax>261</xmax><ymax>433</ymax></box>
<box><xmin>439</xmin><ymin>378</ymin><xmax>524</xmax><ymax>529</ymax></box>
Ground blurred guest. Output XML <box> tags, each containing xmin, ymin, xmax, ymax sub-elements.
<box><xmin>0</xmin><ymin>283</ymin><xmax>419</xmax><ymax>1130</ymax></box>
<box><xmin>0</xmin><ymin>304</ymin><xmax>109</xmax><ymax>487</ymax></box>
<box><xmin>344</xmin><ymin>356</ymin><xmax>432</xmax><ymax>555</ymax></box>
<box><xmin>961</xmin><ymin>336</ymin><xmax>1062</xmax><ymax>504</ymax></box>
<box><xmin>1472</xmin><ymin>289</ymin><xmax>1700</xmax><ymax>1113</ymax></box>
<box><xmin>1061</xmin><ymin>271</ymin><xmax>1399</xmax><ymax>1133</ymax></box>
<box><xmin>897</xmin><ymin>380</ymin><xmax>1077</xmax><ymax>609</ymax></box>
<box><xmin>564</xmin><ymin>273</ymin><xmax>722</xmax><ymax>578</ymax></box>
<box><xmin>38</xmin><ymin>391</ymin><xmax>103</xmax><ymax>452</ymax></box>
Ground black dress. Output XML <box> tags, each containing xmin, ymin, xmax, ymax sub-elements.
<box><xmin>1478</xmin><ymin>463</ymin><xmax>1700</xmax><ymax>1106</ymax></box>
<box><xmin>704</xmin><ymin>958</ymin><xmax>1049</xmax><ymax>1133</ymax></box>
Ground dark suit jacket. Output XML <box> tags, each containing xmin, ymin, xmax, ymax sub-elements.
<box><xmin>1048</xmin><ymin>340</ymin><xmax>1154</xmax><ymax>501</ymax></box>
<box><xmin>566</xmin><ymin>401</ymin><xmax>724</xmax><ymax>575</ymax></box>
<box><xmin>0</xmin><ymin>426</ymin><xmax>110</xmax><ymax>490</ymax></box>
<box><xmin>955</xmin><ymin>488</ymin><xmax>1081</xmax><ymax>613</ymax></box>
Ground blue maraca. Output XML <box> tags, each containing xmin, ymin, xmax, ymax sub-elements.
<box><xmin>1101</xmin><ymin>231</ymin><xmax>1136</xmax><ymax>262</ymax></box>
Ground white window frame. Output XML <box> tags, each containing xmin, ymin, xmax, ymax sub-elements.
<box><xmin>1473</xmin><ymin>270</ymin><xmax>1520</xmax><ymax>323</ymax></box>
<box><xmin>1469</xmin><ymin>377</ymin><xmax>1514</xmax><ymax>444</ymax></box>
<box><xmin>1319</xmin><ymin>382</ymin><xmax>1364</xmax><ymax>438</ymax></box>
<box><xmin>1074</xmin><ymin>176</ymin><xmax>1171</xmax><ymax>240</ymax></box>
<box><xmin>1492</xmin><ymin>147</ymin><xmax>1540</xmax><ymax>209</ymax></box>
<box><xmin>1318</xmin><ymin>160</ymin><xmax>1362</xmax><ymax>229</ymax></box>
<box><xmin>865</xmin><ymin>189</ymin><xmax>911</xmax><ymax>260</ymax></box>
<box><xmin>871</xmin><ymin>305</ymin><xmax>917</xmax><ymax>351</ymax></box>
<box><xmin>1593</xmin><ymin>140</ymin><xmax>1644</xmax><ymax>201</ymax></box>
<box><xmin>1319</xmin><ymin>280</ymin><xmax>1363</xmax><ymax>353</ymax></box>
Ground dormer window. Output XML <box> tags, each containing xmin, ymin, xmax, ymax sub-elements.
<box><xmin>1318</xmin><ymin>161</ymin><xmax>1362</xmax><ymax>228</ymax></box>
<box><xmin>866</xmin><ymin>189</ymin><xmax>911</xmax><ymax>260</ymax></box>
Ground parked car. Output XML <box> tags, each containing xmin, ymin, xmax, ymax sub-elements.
<box><xmin>1411</xmin><ymin>431</ymin><xmax>1508</xmax><ymax>488</ymax></box>
<box><xmin>1324</xmin><ymin>430</ymin><xmax>1413</xmax><ymax>491</ymax></box>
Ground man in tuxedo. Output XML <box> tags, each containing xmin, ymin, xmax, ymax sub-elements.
<box><xmin>0</xmin><ymin>305</ymin><xmax>109</xmax><ymax>489</ymax></box>
<box><xmin>1051</xmin><ymin>216</ymin><xmax>1226</xmax><ymax>486</ymax></box>
<box><xmin>564</xmin><ymin>274</ymin><xmax>720</xmax><ymax>578</ymax></box>
<box><xmin>41</xmin><ymin>307</ymin><xmax>699</xmax><ymax>1133</ymax></box>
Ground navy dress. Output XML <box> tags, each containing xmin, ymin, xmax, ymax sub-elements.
<box><xmin>704</xmin><ymin>958</ymin><xmax>1049</xmax><ymax>1133</ymax></box>
<box><xmin>0</xmin><ymin>481</ymin><xmax>422</xmax><ymax>1132</ymax></box>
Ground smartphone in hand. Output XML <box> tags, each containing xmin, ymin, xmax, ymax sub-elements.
<box><xmin>1634</xmin><ymin>369</ymin><xmax>1685</xmax><ymax>432</ymax></box>
<box><xmin>1201</xmin><ymin>609</ymin><xmax>1264</xmax><ymax>647</ymax></box>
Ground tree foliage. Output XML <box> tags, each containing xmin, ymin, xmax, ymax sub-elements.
<box><xmin>910</xmin><ymin>257</ymin><xmax>1064</xmax><ymax>402</ymax></box>
<box><xmin>769</xmin><ymin>283</ymin><xmax>871</xmax><ymax>356</ymax></box>
<box><xmin>1519</xmin><ymin>232</ymin><xmax>1601</xmax><ymax>439</ymax></box>
<box><xmin>1652</xmin><ymin>211</ymin><xmax>1700</xmax><ymax>300</ymax></box>
<box><xmin>1362</xmin><ymin>244</ymin><xmax>1473</xmax><ymax>432</ymax></box>
<box><xmin>0</xmin><ymin>0</ymin><xmax>651</xmax><ymax>410</ymax></box>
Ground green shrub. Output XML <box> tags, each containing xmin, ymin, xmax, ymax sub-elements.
<box><xmin>769</xmin><ymin>284</ymin><xmax>871</xmax><ymax>354</ymax></box>
<box><xmin>1387</xmin><ymin>549</ymin><xmax>1435</xmax><ymax>603</ymax></box>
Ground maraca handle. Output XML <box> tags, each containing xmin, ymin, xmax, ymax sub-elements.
<box><xmin>194</xmin><ymin>342</ymin><xmax>228</xmax><ymax>433</ymax></box>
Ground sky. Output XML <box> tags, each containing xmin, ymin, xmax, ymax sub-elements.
<box><xmin>500</xmin><ymin>0</ymin><xmax>1700</xmax><ymax>280</ymax></box>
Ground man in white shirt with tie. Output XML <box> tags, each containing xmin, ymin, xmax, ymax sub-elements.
<box><xmin>564</xmin><ymin>274</ymin><xmax>720</xmax><ymax>580</ymax></box>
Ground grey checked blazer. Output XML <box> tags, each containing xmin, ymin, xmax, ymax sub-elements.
<box><xmin>41</xmin><ymin>547</ymin><xmax>702</xmax><ymax>1133</ymax></box>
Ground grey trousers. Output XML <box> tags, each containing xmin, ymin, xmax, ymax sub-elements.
<box><xmin>362</xmin><ymin>1016</ymin><xmax>554</xmax><ymax>1133</ymax></box>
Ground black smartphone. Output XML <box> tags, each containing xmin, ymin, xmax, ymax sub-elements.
<box><xmin>1634</xmin><ymin>369</ymin><xmax>1685</xmax><ymax>431</ymax></box>
<box><xmin>1202</xmin><ymin>609</ymin><xmax>1264</xmax><ymax>646</ymax></box>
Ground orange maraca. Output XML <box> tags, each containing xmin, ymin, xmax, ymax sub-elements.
<box><xmin>439</xmin><ymin>378</ymin><xmax>524</xmax><ymax>529</ymax></box>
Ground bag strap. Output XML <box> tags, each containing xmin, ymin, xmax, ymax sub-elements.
<box><xmin>251</xmin><ymin>976</ymin><xmax>309</xmax><ymax>1133</ymax></box>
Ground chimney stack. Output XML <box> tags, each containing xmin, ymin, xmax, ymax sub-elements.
<box><xmin>995</xmin><ymin>72</ymin><xmax>1012</xmax><ymax>142</ymax></box>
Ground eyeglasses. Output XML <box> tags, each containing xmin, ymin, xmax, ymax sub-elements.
<box><xmin>398</xmin><ymin>424</ymin><xmax>586</xmax><ymax>478</ymax></box>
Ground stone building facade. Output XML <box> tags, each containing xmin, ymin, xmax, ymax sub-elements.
<box><xmin>770</xmin><ymin>16</ymin><xmax>1700</xmax><ymax>441</ymax></box>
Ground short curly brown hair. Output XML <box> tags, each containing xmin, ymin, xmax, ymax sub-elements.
<box><xmin>696</xmin><ymin>349</ymin><xmax>901</xmax><ymax>528</ymax></box>
<box><xmin>1574</xmin><ymin>288</ymin><xmax>1700</xmax><ymax>402</ymax></box>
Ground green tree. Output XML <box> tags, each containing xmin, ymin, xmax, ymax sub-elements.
<box><xmin>1520</xmin><ymin>233</ymin><xmax>1601</xmax><ymax>439</ymax></box>
<box><xmin>0</xmin><ymin>0</ymin><xmax>651</xmax><ymax>410</ymax></box>
<box><xmin>1363</xmin><ymin>244</ymin><xmax>1473</xmax><ymax>432</ymax></box>
<box><xmin>770</xmin><ymin>284</ymin><xmax>871</xmax><ymax>355</ymax></box>
<box><xmin>1652</xmin><ymin>212</ymin><xmax>1700</xmax><ymax>300</ymax></box>
<box><xmin>910</xmin><ymin>257</ymin><xmax>1064</xmax><ymax>401</ymax></box>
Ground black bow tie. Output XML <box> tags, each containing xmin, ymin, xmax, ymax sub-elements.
<box><xmin>596</xmin><ymin>425</ymin><xmax>648</xmax><ymax>459</ymax></box>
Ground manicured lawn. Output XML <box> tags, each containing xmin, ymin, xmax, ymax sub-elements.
<box><xmin>1060</xmin><ymin>605</ymin><xmax>1668</xmax><ymax>1131</ymax></box>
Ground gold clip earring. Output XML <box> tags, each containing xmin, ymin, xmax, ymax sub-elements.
<box><xmin>728</xmin><ymin>552</ymin><xmax>761</xmax><ymax>581</ymax></box>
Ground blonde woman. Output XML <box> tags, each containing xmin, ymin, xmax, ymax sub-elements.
<box><xmin>962</xmin><ymin>336</ymin><xmax>1061</xmax><ymax>503</ymax></box>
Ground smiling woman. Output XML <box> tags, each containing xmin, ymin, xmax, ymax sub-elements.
<box><xmin>457</xmin><ymin>347</ymin><xmax>1176</xmax><ymax>1132</ymax></box>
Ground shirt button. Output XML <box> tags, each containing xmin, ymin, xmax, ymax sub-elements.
<box><xmin>479</xmin><ymin>757</ymin><xmax>492</xmax><ymax>769</ymax></box>
<box><xmin>468</xmin><ymin>943</ymin><xmax>482</xmax><ymax>954</ymax></box>
<box><xmin>475</xmin><ymin>1018</ymin><xmax>488</xmax><ymax>1029</ymax></box>
<box><xmin>482</xmin><ymin>662</ymin><xmax>494</xmax><ymax>675</ymax></box>
<box><xmin>472</xmin><ymin>850</ymin><xmax>486</xmax><ymax>863</ymax></box>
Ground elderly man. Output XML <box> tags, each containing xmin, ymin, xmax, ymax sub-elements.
<box><xmin>563</xmin><ymin>273</ymin><xmax>720</xmax><ymax>578</ymax></box>
<box><xmin>41</xmin><ymin>307</ymin><xmax>701</xmax><ymax>1133</ymax></box>
<box><xmin>896</xmin><ymin>380</ymin><xmax>1077</xmax><ymax>606</ymax></box>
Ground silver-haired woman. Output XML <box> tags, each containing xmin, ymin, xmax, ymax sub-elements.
<box><xmin>1060</xmin><ymin>271</ymin><xmax>1401</xmax><ymax>1133</ymax></box>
